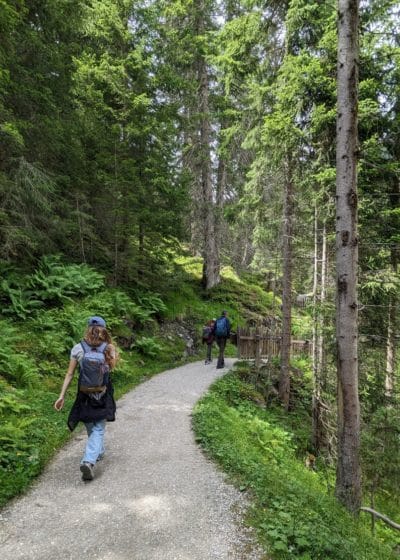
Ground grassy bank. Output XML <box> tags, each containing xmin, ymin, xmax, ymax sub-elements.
<box><xmin>192</xmin><ymin>370</ymin><xmax>396</xmax><ymax>560</ymax></box>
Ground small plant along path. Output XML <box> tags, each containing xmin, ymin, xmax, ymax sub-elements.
<box><xmin>0</xmin><ymin>359</ymin><xmax>265</xmax><ymax>560</ymax></box>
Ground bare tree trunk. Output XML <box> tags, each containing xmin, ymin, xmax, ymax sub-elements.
<box><xmin>183</xmin><ymin>107</ymin><xmax>203</xmax><ymax>255</ymax></box>
<box><xmin>215</xmin><ymin>142</ymin><xmax>226</xmax><ymax>267</ymax></box>
<box><xmin>319</xmin><ymin>221</ymin><xmax>327</xmax><ymax>375</ymax></box>
<box><xmin>385</xmin><ymin>235</ymin><xmax>398</xmax><ymax>397</ymax></box>
<box><xmin>279</xmin><ymin>154</ymin><xmax>293</xmax><ymax>411</ymax></box>
<box><xmin>312</xmin><ymin>205</ymin><xmax>322</xmax><ymax>450</ymax></box>
<box><xmin>198</xmin><ymin>58</ymin><xmax>220</xmax><ymax>289</ymax></box>
<box><xmin>335</xmin><ymin>0</ymin><xmax>361</xmax><ymax>514</ymax></box>
<box><xmin>313</xmin><ymin>215</ymin><xmax>329</xmax><ymax>452</ymax></box>
<box><xmin>194</xmin><ymin>0</ymin><xmax>220</xmax><ymax>290</ymax></box>
<box><xmin>385</xmin><ymin>297</ymin><xmax>396</xmax><ymax>397</ymax></box>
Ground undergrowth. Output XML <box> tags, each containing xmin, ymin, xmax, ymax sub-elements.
<box><xmin>192</xmin><ymin>371</ymin><xmax>396</xmax><ymax>560</ymax></box>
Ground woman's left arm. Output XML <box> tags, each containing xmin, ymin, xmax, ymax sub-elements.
<box><xmin>54</xmin><ymin>358</ymin><xmax>78</xmax><ymax>411</ymax></box>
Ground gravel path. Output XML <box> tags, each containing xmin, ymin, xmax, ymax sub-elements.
<box><xmin>0</xmin><ymin>359</ymin><xmax>266</xmax><ymax>560</ymax></box>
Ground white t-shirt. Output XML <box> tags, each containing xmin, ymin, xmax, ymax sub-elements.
<box><xmin>70</xmin><ymin>343</ymin><xmax>85</xmax><ymax>363</ymax></box>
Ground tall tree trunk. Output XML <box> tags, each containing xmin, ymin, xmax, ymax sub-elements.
<box><xmin>195</xmin><ymin>1</ymin><xmax>220</xmax><ymax>290</ymax></box>
<box><xmin>312</xmin><ymin>214</ymin><xmax>329</xmax><ymax>453</ymax></box>
<box><xmin>385</xmin><ymin>296</ymin><xmax>396</xmax><ymax>397</ymax></box>
<box><xmin>386</xmin><ymin>193</ymin><xmax>399</xmax><ymax>397</ymax></box>
<box><xmin>183</xmin><ymin>106</ymin><xmax>203</xmax><ymax>255</ymax></box>
<box><xmin>335</xmin><ymin>0</ymin><xmax>361</xmax><ymax>514</ymax></box>
<box><xmin>279</xmin><ymin>154</ymin><xmax>293</xmax><ymax>410</ymax></box>
<box><xmin>319</xmin><ymin>221</ymin><xmax>327</xmax><ymax>379</ymax></box>
<box><xmin>215</xmin><ymin>138</ymin><xmax>227</xmax><ymax>268</ymax></box>
<box><xmin>312</xmin><ymin>205</ymin><xmax>322</xmax><ymax>450</ymax></box>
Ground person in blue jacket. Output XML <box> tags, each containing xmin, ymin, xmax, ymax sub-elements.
<box><xmin>213</xmin><ymin>310</ymin><xmax>231</xmax><ymax>369</ymax></box>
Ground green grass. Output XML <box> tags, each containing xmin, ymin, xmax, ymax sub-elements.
<box><xmin>192</xmin><ymin>371</ymin><xmax>396</xmax><ymax>560</ymax></box>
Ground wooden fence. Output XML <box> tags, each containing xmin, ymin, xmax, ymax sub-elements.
<box><xmin>236</xmin><ymin>326</ymin><xmax>312</xmax><ymax>366</ymax></box>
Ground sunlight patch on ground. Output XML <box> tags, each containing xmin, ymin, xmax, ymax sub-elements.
<box><xmin>125</xmin><ymin>494</ymin><xmax>172</xmax><ymax>518</ymax></box>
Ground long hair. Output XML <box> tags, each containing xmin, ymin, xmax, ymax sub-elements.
<box><xmin>83</xmin><ymin>326</ymin><xmax>119</xmax><ymax>369</ymax></box>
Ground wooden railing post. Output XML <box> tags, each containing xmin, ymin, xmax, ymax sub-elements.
<box><xmin>255</xmin><ymin>328</ymin><xmax>261</xmax><ymax>370</ymax></box>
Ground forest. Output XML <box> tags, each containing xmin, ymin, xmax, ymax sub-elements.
<box><xmin>1</xmin><ymin>0</ymin><xmax>400</xmax><ymax>558</ymax></box>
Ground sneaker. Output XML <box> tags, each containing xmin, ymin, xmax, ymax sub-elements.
<box><xmin>80</xmin><ymin>462</ymin><xmax>94</xmax><ymax>481</ymax></box>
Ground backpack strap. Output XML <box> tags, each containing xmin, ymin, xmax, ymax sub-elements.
<box><xmin>80</xmin><ymin>340</ymin><xmax>90</xmax><ymax>354</ymax></box>
<box><xmin>80</xmin><ymin>340</ymin><xmax>108</xmax><ymax>353</ymax></box>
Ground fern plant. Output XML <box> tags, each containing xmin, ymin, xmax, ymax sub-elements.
<box><xmin>29</xmin><ymin>256</ymin><xmax>105</xmax><ymax>304</ymax></box>
<box><xmin>0</xmin><ymin>320</ymin><xmax>39</xmax><ymax>386</ymax></box>
<box><xmin>0</xmin><ymin>384</ymin><xmax>32</xmax><ymax>415</ymax></box>
<box><xmin>0</xmin><ymin>277</ymin><xmax>43</xmax><ymax>319</ymax></box>
<box><xmin>135</xmin><ymin>293</ymin><xmax>168</xmax><ymax>316</ymax></box>
<box><xmin>133</xmin><ymin>336</ymin><xmax>163</xmax><ymax>358</ymax></box>
<box><xmin>0</xmin><ymin>258</ymin><xmax>105</xmax><ymax>319</ymax></box>
<box><xmin>85</xmin><ymin>290</ymin><xmax>153</xmax><ymax>327</ymax></box>
<box><xmin>0</xmin><ymin>382</ymin><xmax>38</xmax><ymax>470</ymax></box>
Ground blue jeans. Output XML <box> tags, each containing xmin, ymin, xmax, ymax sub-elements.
<box><xmin>81</xmin><ymin>420</ymin><xmax>106</xmax><ymax>465</ymax></box>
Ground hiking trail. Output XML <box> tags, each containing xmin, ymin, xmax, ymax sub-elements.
<box><xmin>0</xmin><ymin>359</ymin><xmax>266</xmax><ymax>560</ymax></box>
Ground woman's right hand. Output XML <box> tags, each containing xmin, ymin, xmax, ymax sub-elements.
<box><xmin>54</xmin><ymin>397</ymin><xmax>65</xmax><ymax>411</ymax></box>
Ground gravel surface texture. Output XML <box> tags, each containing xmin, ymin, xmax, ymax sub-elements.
<box><xmin>0</xmin><ymin>359</ymin><xmax>266</xmax><ymax>560</ymax></box>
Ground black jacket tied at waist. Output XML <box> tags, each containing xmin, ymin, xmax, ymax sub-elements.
<box><xmin>67</xmin><ymin>380</ymin><xmax>116</xmax><ymax>431</ymax></box>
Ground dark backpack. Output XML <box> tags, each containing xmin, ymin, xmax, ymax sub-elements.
<box><xmin>215</xmin><ymin>317</ymin><xmax>228</xmax><ymax>337</ymax></box>
<box><xmin>79</xmin><ymin>341</ymin><xmax>109</xmax><ymax>393</ymax></box>
<box><xmin>202</xmin><ymin>325</ymin><xmax>212</xmax><ymax>339</ymax></box>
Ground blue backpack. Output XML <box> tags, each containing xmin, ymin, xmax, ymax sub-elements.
<box><xmin>79</xmin><ymin>341</ymin><xmax>109</xmax><ymax>393</ymax></box>
<box><xmin>215</xmin><ymin>317</ymin><xmax>228</xmax><ymax>337</ymax></box>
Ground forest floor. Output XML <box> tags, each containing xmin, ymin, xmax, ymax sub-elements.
<box><xmin>0</xmin><ymin>359</ymin><xmax>266</xmax><ymax>560</ymax></box>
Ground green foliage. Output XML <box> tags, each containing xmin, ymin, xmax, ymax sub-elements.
<box><xmin>193</xmin><ymin>372</ymin><xmax>395</xmax><ymax>560</ymax></box>
<box><xmin>0</xmin><ymin>380</ymin><xmax>75</xmax><ymax>506</ymax></box>
<box><xmin>135</xmin><ymin>292</ymin><xmax>168</xmax><ymax>317</ymax></box>
<box><xmin>0</xmin><ymin>382</ymin><xmax>38</xmax><ymax>473</ymax></box>
<box><xmin>0</xmin><ymin>320</ymin><xmax>38</xmax><ymax>386</ymax></box>
<box><xmin>0</xmin><ymin>258</ymin><xmax>105</xmax><ymax>319</ymax></box>
<box><xmin>133</xmin><ymin>336</ymin><xmax>163</xmax><ymax>358</ymax></box>
<box><xmin>27</xmin><ymin>311</ymin><xmax>71</xmax><ymax>365</ymax></box>
<box><xmin>0</xmin><ymin>276</ymin><xmax>44</xmax><ymax>319</ymax></box>
<box><xmin>0</xmin><ymin>417</ymin><xmax>39</xmax><ymax>470</ymax></box>
<box><xmin>29</xmin><ymin>256</ymin><xmax>105</xmax><ymax>304</ymax></box>
<box><xmin>84</xmin><ymin>289</ymin><xmax>154</xmax><ymax>328</ymax></box>
<box><xmin>362</xmin><ymin>406</ymin><xmax>400</xmax><ymax>497</ymax></box>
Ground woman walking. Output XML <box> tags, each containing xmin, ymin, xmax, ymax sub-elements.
<box><xmin>54</xmin><ymin>316</ymin><xmax>119</xmax><ymax>481</ymax></box>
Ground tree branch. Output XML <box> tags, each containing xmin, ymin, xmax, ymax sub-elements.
<box><xmin>360</xmin><ymin>507</ymin><xmax>400</xmax><ymax>531</ymax></box>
